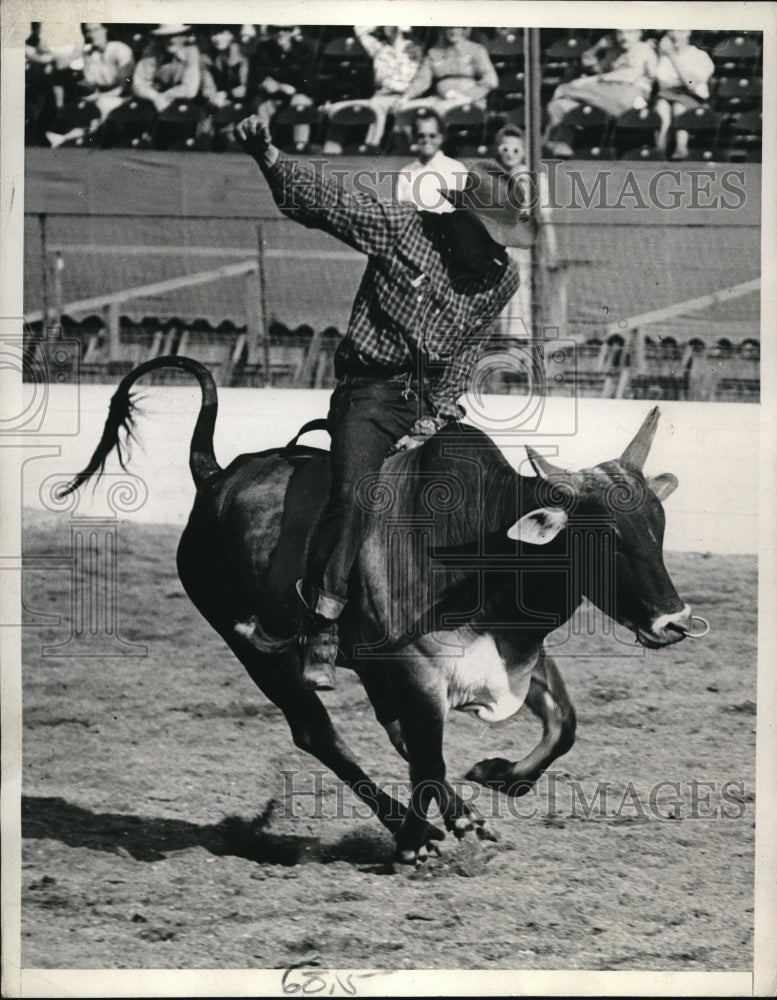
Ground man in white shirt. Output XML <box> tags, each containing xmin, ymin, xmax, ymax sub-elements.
<box><xmin>396</xmin><ymin>109</ymin><xmax>466</xmax><ymax>213</ymax></box>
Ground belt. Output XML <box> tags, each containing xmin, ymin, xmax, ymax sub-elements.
<box><xmin>337</xmin><ymin>369</ymin><xmax>418</xmax><ymax>386</ymax></box>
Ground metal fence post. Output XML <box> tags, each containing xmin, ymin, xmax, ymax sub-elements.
<box><xmin>38</xmin><ymin>213</ymin><xmax>49</xmax><ymax>331</ymax></box>
<box><xmin>257</xmin><ymin>223</ymin><xmax>271</xmax><ymax>386</ymax></box>
<box><xmin>524</xmin><ymin>28</ymin><xmax>543</xmax><ymax>345</ymax></box>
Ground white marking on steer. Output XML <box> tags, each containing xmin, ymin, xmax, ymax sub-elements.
<box><xmin>445</xmin><ymin>632</ymin><xmax>536</xmax><ymax>726</ymax></box>
<box><xmin>651</xmin><ymin>603</ymin><xmax>692</xmax><ymax>632</ymax></box>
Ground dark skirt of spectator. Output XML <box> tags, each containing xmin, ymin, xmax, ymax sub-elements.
<box><xmin>655</xmin><ymin>85</ymin><xmax>707</xmax><ymax>110</ymax></box>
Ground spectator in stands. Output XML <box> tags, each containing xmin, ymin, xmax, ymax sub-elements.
<box><xmin>322</xmin><ymin>26</ymin><xmax>422</xmax><ymax>154</ymax></box>
<box><xmin>492</xmin><ymin>124</ymin><xmax>558</xmax><ymax>336</ymax></box>
<box><xmin>398</xmin><ymin>27</ymin><xmax>498</xmax><ymax>115</ymax></box>
<box><xmin>396</xmin><ymin>109</ymin><xmax>466</xmax><ymax>212</ymax></box>
<box><xmin>250</xmin><ymin>25</ymin><xmax>317</xmax><ymax>152</ymax></box>
<box><xmin>26</xmin><ymin>20</ymin><xmax>84</xmax><ymax>73</ymax></box>
<box><xmin>25</xmin><ymin>20</ymin><xmax>86</xmax><ymax>128</ymax></box>
<box><xmin>200</xmin><ymin>25</ymin><xmax>249</xmax><ymax>107</ymax></box>
<box><xmin>45</xmin><ymin>23</ymin><xmax>134</xmax><ymax>148</ymax></box>
<box><xmin>654</xmin><ymin>30</ymin><xmax>715</xmax><ymax>159</ymax></box>
<box><xmin>238</xmin><ymin>24</ymin><xmax>260</xmax><ymax>59</ymax></box>
<box><xmin>543</xmin><ymin>29</ymin><xmax>658</xmax><ymax>156</ymax></box>
<box><xmin>132</xmin><ymin>24</ymin><xmax>204</xmax><ymax>113</ymax></box>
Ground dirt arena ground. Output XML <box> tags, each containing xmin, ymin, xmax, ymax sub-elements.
<box><xmin>20</xmin><ymin>512</ymin><xmax>756</xmax><ymax>972</ymax></box>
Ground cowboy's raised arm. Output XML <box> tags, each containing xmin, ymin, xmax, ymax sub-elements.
<box><xmin>235</xmin><ymin>115</ymin><xmax>407</xmax><ymax>256</ymax></box>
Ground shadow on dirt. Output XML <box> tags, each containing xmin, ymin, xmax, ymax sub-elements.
<box><xmin>22</xmin><ymin>795</ymin><xmax>395</xmax><ymax>868</ymax></box>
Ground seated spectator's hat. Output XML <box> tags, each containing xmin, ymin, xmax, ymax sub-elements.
<box><xmin>151</xmin><ymin>24</ymin><xmax>192</xmax><ymax>36</ymax></box>
<box><xmin>441</xmin><ymin>161</ymin><xmax>536</xmax><ymax>248</ymax></box>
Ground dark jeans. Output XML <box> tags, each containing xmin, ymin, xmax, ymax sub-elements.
<box><xmin>306</xmin><ymin>374</ymin><xmax>430</xmax><ymax>617</ymax></box>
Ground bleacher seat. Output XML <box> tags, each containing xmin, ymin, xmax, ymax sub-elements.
<box><xmin>723</xmin><ymin>110</ymin><xmax>762</xmax><ymax>162</ymax></box>
<box><xmin>541</xmin><ymin>36</ymin><xmax>584</xmax><ymax>98</ymax></box>
<box><xmin>610</xmin><ymin>107</ymin><xmax>661</xmax><ymax>156</ymax></box>
<box><xmin>671</xmin><ymin>105</ymin><xmax>721</xmax><ymax>159</ymax></box>
<box><xmin>315</xmin><ymin>35</ymin><xmax>373</xmax><ymax>103</ymax></box>
<box><xmin>442</xmin><ymin>104</ymin><xmax>487</xmax><ymax>156</ymax></box>
<box><xmin>270</xmin><ymin>104</ymin><xmax>321</xmax><ymax>152</ymax></box>
<box><xmin>712</xmin><ymin>35</ymin><xmax>761</xmax><ymax>75</ymax></box>
<box><xmin>558</xmin><ymin>104</ymin><xmax>611</xmax><ymax>158</ymax></box>
<box><xmin>712</xmin><ymin>76</ymin><xmax>762</xmax><ymax>113</ymax></box>
<box><xmin>153</xmin><ymin>99</ymin><xmax>209</xmax><ymax>151</ymax></box>
<box><xmin>327</xmin><ymin>102</ymin><xmax>378</xmax><ymax>152</ymax></box>
<box><xmin>695</xmin><ymin>30</ymin><xmax>730</xmax><ymax>52</ymax></box>
<box><xmin>488</xmin><ymin>69</ymin><xmax>526</xmax><ymax>112</ymax></box>
<box><xmin>101</xmin><ymin>98</ymin><xmax>156</xmax><ymax>148</ymax></box>
<box><xmin>52</xmin><ymin>100</ymin><xmax>102</xmax><ymax>132</ymax></box>
<box><xmin>618</xmin><ymin>146</ymin><xmax>665</xmax><ymax>162</ymax></box>
<box><xmin>208</xmin><ymin>101</ymin><xmax>249</xmax><ymax>152</ymax></box>
<box><xmin>484</xmin><ymin>33</ymin><xmax>524</xmax><ymax>73</ymax></box>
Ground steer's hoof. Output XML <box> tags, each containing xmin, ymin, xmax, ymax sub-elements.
<box><xmin>465</xmin><ymin>758</ymin><xmax>539</xmax><ymax>798</ymax></box>
<box><xmin>464</xmin><ymin>757</ymin><xmax>507</xmax><ymax>786</ymax></box>
<box><xmin>394</xmin><ymin>820</ymin><xmax>445</xmax><ymax>866</ymax></box>
<box><xmin>449</xmin><ymin>815</ymin><xmax>498</xmax><ymax>843</ymax></box>
<box><xmin>475</xmin><ymin>820</ymin><xmax>499</xmax><ymax>843</ymax></box>
<box><xmin>395</xmin><ymin>841</ymin><xmax>442</xmax><ymax>866</ymax></box>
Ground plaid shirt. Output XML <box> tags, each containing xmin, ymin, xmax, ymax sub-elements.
<box><xmin>262</xmin><ymin>156</ymin><xmax>520</xmax><ymax>415</ymax></box>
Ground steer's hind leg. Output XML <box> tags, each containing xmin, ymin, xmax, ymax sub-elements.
<box><xmin>465</xmin><ymin>651</ymin><xmax>576</xmax><ymax>797</ymax></box>
<box><xmin>229</xmin><ymin>637</ymin><xmax>432</xmax><ymax>840</ymax></box>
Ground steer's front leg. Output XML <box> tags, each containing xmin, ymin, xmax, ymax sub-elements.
<box><xmin>394</xmin><ymin>675</ymin><xmax>450</xmax><ymax>864</ymax></box>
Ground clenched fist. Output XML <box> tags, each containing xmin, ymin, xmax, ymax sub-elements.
<box><xmin>235</xmin><ymin>115</ymin><xmax>276</xmax><ymax>164</ymax></box>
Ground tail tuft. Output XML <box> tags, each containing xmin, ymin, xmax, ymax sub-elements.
<box><xmin>60</xmin><ymin>355</ymin><xmax>221</xmax><ymax>498</ymax></box>
<box><xmin>59</xmin><ymin>380</ymin><xmax>140</xmax><ymax>496</ymax></box>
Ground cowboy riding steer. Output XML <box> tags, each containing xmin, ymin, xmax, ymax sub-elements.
<box><xmin>62</xmin><ymin>355</ymin><xmax>705</xmax><ymax>864</ymax></box>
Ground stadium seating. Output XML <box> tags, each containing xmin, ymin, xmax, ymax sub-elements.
<box><xmin>541</xmin><ymin>37</ymin><xmax>584</xmax><ymax>100</ymax></box>
<box><xmin>23</xmin><ymin>25</ymin><xmax>764</xmax><ymax>162</ymax></box>
<box><xmin>153</xmin><ymin>99</ymin><xmax>209</xmax><ymax>152</ymax></box>
<box><xmin>270</xmin><ymin>104</ymin><xmax>321</xmax><ymax>152</ymax></box>
<box><xmin>671</xmin><ymin>106</ymin><xmax>721</xmax><ymax>160</ymax></box>
<box><xmin>208</xmin><ymin>100</ymin><xmax>250</xmax><ymax>152</ymax></box>
<box><xmin>326</xmin><ymin>102</ymin><xmax>378</xmax><ymax>153</ymax></box>
<box><xmin>487</xmin><ymin>69</ymin><xmax>526</xmax><ymax>113</ymax></box>
<box><xmin>609</xmin><ymin>107</ymin><xmax>661</xmax><ymax>157</ymax></box>
<box><xmin>712</xmin><ymin>76</ymin><xmax>762</xmax><ymax>113</ymax></box>
<box><xmin>442</xmin><ymin>104</ymin><xmax>487</xmax><ymax>156</ymax></box>
<box><xmin>101</xmin><ymin>98</ymin><xmax>156</xmax><ymax>148</ymax></box>
<box><xmin>315</xmin><ymin>35</ymin><xmax>373</xmax><ymax>103</ymax></box>
<box><xmin>483</xmin><ymin>32</ymin><xmax>524</xmax><ymax>73</ymax></box>
<box><xmin>723</xmin><ymin>110</ymin><xmax>762</xmax><ymax>162</ymax></box>
<box><xmin>559</xmin><ymin>104</ymin><xmax>612</xmax><ymax>158</ymax></box>
<box><xmin>711</xmin><ymin>35</ymin><xmax>761</xmax><ymax>75</ymax></box>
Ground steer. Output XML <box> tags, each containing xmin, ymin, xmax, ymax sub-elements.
<box><xmin>62</xmin><ymin>356</ymin><xmax>695</xmax><ymax>863</ymax></box>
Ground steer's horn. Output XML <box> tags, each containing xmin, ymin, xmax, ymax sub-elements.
<box><xmin>525</xmin><ymin>447</ymin><xmax>581</xmax><ymax>487</ymax></box>
<box><xmin>620</xmin><ymin>406</ymin><xmax>660</xmax><ymax>470</ymax></box>
<box><xmin>526</xmin><ymin>447</ymin><xmax>566</xmax><ymax>480</ymax></box>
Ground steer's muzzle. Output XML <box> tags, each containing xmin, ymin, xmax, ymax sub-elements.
<box><xmin>636</xmin><ymin>603</ymin><xmax>694</xmax><ymax>648</ymax></box>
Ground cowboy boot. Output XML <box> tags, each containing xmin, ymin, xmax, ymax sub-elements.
<box><xmin>301</xmin><ymin>616</ymin><xmax>339</xmax><ymax>691</ymax></box>
<box><xmin>296</xmin><ymin>580</ymin><xmax>339</xmax><ymax>691</ymax></box>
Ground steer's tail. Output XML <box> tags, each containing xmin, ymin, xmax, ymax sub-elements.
<box><xmin>59</xmin><ymin>355</ymin><xmax>221</xmax><ymax>497</ymax></box>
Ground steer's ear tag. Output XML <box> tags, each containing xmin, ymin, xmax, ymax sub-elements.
<box><xmin>507</xmin><ymin>507</ymin><xmax>568</xmax><ymax>544</ymax></box>
<box><xmin>646</xmin><ymin>472</ymin><xmax>678</xmax><ymax>502</ymax></box>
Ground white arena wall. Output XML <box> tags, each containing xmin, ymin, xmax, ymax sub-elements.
<box><xmin>19</xmin><ymin>385</ymin><xmax>757</xmax><ymax>555</ymax></box>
